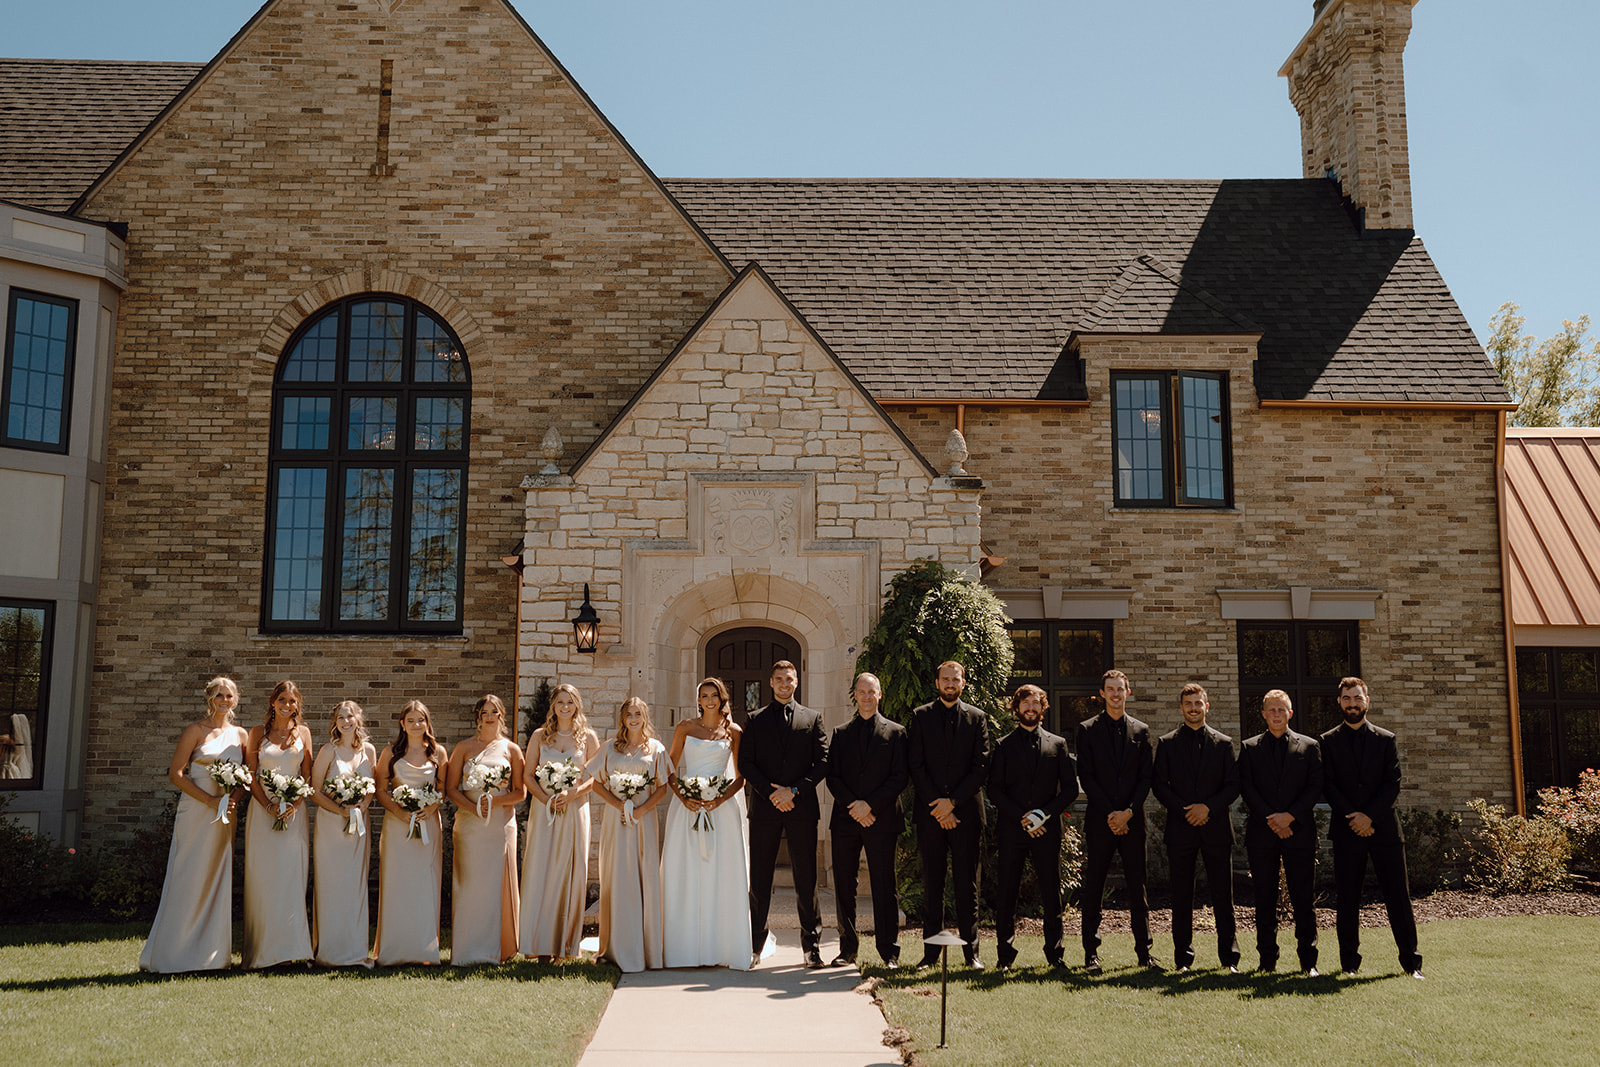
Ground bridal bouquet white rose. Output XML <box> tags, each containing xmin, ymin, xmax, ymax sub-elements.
<box><xmin>260</xmin><ymin>768</ymin><xmax>312</xmax><ymax>831</ymax></box>
<box><xmin>392</xmin><ymin>781</ymin><xmax>444</xmax><ymax>842</ymax></box>
<box><xmin>534</xmin><ymin>757</ymin><xmax>583</xmax><ymax>824</ymax></box>
<box><xmin>323</xmin><ymin>771</ymin><xmax>375</xmax><ymax>835</ymax></box>
<box><xmin>461</xmin><ymin>757</ymin><xmax>513</xmax><ymax>818</ymax></box>
<box><xmin>674</xmin><ymin>774</ymin><xmax>729</xmax><ymax>833</ymax></box>
<box><xmin>607</xmin><ymin>770</ymin><xmax>654</xmax><ymax>826</ymax></box>
<box><xmin>206</xmin><ymin>759</ymin><xmax>252</xmax><ymax>824</ymax></box>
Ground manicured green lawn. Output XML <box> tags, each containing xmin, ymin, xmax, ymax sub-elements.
<box><xmin>868</xmin><ymin>916</ymin><xmax>1600</xmax><ymax>1067</ymax></box>
<box><xmin>0</xmin><ymin>924</ymin><xmax>616</xmax><ymax>1067</ymax></box>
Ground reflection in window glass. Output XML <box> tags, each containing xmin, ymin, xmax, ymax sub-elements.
<box><xmin>1239</xmin><ymin>627</ymin><xmax>1290</xmax><ymax>679</ymax></box>
<box><xmin>1304</xmin><ymin>626</ymin><xmax>1352</xmax><ymax>680</ymax></box>
<box><xmin>347</xmin><ymin>301</ymin><xmax>405</xmax><ymax>383</ymax></box>
<box><xmin>1010</xmin><ymin>628</ymin><xmax>1044</xmax><ymax>680</ymax></box>
<box><xmin>0</xmin><ymin>601</ymin><xmax>49</xmax><ymax>783</ymax></box>
<box><xmin>407</xmin><ymin>469</ymin><xmax>461</xmax><ymax>622</ymax></box>
<box><xmin>346</xmin><ymin>397</ymin><xmax>398</xmax><ymax>450</ymax></box>
<box><xmin>1517</xmin><ymin>648</ymin><xmax>1552</xmax><ymax>695</ymax></box>
<box><xmin>339</xmin><ymin>468</ymin><xmax>394</xmax><ymax>621</ymax></box>
<box><xmin>1180</xmin><ymin>374</ymin><xmax>1225</xmax><ymax>502</ymax></box>
<box><xmin>1518</xmin><ymin>646</ymin><xmax>1600</xmax><ymax>803</ymax></box>
<box><xmin>1114</xmin><ymin>377</ymin><xmax>1164</xmax><ymax>502</ymax></box>
<box><xmin>4</xmin><ymin>292</ymin><xmax>76</xmax><ymax>450</ymax></box>
<box><xmin>278</xmin><ymin>396</ymin><xmax>331</xmax><ymax>450</ymax></box>
<box><xmin>1519</xmin><ymin>703</ymin><xmax>1555</xmax><ymax>796</ymax></box>
<box><xmin>1057</xmin><ymin>627</ymin><xmax>1106</xmax><ymax>680</ymax></box>
<box><xmin>1559</xmin><ymin>649</ymin><xmax>1599</xmax><ymax>694</ymax></box>
<box><xmin>414</xmin><ymin>312</ymin><xmax>467</xmax><ymax>383</ymax></box>
<box><xmin>414</xmin><ymin>397</ymin><xmax>463</xmax><ymax>451</ymax></box>
<box><xmin>270</xmin><ymin>468</ymin><xmax>327</xmax><ymax>621</ymax></box>
<box><xmin>280</xmin><ymin>314</ymin><xmax>339</xmax><ymax>382</ymax></box>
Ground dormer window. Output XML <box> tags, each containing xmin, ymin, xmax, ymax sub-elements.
<box><xmin>1112</xmin><ymin>371</ymin><xmax>1231</xmax><ymax>508</ymax></box>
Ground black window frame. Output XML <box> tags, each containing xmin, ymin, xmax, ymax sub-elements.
<box><xmin>261</xmin><ymin>294</ymin><xmax>470</xmax><ymax>634</ymax></box>
<box><xmin>1236</xmin><ymin>619</ymin><xmax>1360</xmax><ymax>740</ymax></box>
<box><xmin>0</xmin><ymin>597</ymin><xmax>53</xmax><ymax>791</ymax></box>
<box><xmin>1515</xmin><ymin>646</ymin><xmax>1600</xmax><ymax>804</ymax></box>
<box><xmin>2</xmin><ymin>288</ymin><xmax>79</xmax><ymax>454</ymax></box>
<box><xmin>1004</xmin><ymin>619</ymin><xmax>1114</xmax><ymax>740</ymax></box>
<box><xmin>1111</xmin><ymin>370</ymin><xmax>1232</xmax><ymax>508</ymax></box>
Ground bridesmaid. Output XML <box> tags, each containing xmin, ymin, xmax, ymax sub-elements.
<box><xmin>139</xmin><ymin>676</ymin><xmax>250</xmax><ymax>972</ymax></box>
<box><xmin>310</xmin><ymin>699</ymin><xmax>377</xmax><ymax>967</ymax></box>
<box><xmin>587</xmin><ymin>697</ymin><xmax>670</xmax><ymax>972</ymax></box>
<box><xmin>519</xmin><ymin>683</ymin><xmax>599</xmax><ymax>961</ymax></box>
<box><xmin>372</xmin><ymin>700</ymin><xmax>449</xmax><ymax>966</ymax></box>
<box><xmin>445</xmin><ymin>694</ymin><xmax>526</xmax><ymax>965</ymax></box>
<box><xmin>242</xmin><ymin>679</ymin><xmax>315</xmax><ymax>968</ymax></box>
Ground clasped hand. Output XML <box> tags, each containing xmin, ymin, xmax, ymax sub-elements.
<box><xmin>929</xmin><ymin>797</ymin><xmax>958</xmax><ymax>830</ymax></box>
<box><xmin>1346</xmin><ymin>811</ymin><xmax>1375</xmax><ymax>837</ymax></box>
<box><xmin>768</xmin><ymin>785</ymin><xmax>796</xmax><ymax>813</ymax></box>
<box><xmin>848</xmin><ymin>799</ymin><xmax>875</xmax><ymax>827</ymax></box>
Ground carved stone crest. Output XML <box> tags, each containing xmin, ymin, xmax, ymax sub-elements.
<box><xmin>706</xmin><ymin>487</ymin><xmax>798</xmax><ymax>556</ymax></box>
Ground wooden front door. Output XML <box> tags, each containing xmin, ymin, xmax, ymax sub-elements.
<box><xmin>703</xmin><ymin>627</ymin><xmax>802</xmax><ymax>726</ymax></box>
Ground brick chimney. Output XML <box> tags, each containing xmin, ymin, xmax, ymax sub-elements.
<box><xmin>1280</xmin><ymin>0</ymin><xmax>1418</xmax><ymax>231</ymax></box>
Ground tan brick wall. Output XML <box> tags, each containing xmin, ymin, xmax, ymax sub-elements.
<box><xmin>888</xmin><ymin>335</ymin><xmax>1514</xmax><ymax>812</ymax></box>
<box><xmin>76</xmin><ymin>0</ymin><xmax>731</xmax><ymax>840</ymax></box>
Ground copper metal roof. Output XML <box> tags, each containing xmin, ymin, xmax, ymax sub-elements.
<box><xmin>1503</xmin><ymin>429</ymin><xmax>1600</xmax><ymax>627</ymax></box>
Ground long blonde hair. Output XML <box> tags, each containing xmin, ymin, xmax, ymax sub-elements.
<box><xmin>537</xmin><ymin>684</ymin><xmax>588</xmax><ymax>746</ymax></box>
<box><xmin>613</xmin><ymin>696</ymin><xmax>657</xmax><ymax>753</ymax></box>
<box><xmin>204</xmin><ymin>675</ymin><xmax>239</xmax><ymax>724</ymax></box>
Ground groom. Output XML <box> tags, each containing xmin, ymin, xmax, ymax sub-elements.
<box><xmin>740</xmin><ymin>659</ymin><xmax>829</xmax><ymax>968</ymax></box>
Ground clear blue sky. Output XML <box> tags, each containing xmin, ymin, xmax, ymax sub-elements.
<box><xmin>6</xmin><ymin>0</ymin><xmax>1595</xmax><ymax>347</ymax></box>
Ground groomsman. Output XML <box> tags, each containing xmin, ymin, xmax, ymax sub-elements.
<box><xmin>908</xmin><ymin>661</ymin><xmax>990</xmax><ymax>969</ymax></box>
<box><xmin>986</xmin><ymin>684</ymin><xmax>1078</xmax><ymax>971</ymax></box>
<box><xmin>1151</xmin><ymin>684</ymin><xmax>1240</xmax><ymax>972</ymax></box>
<box><xmin>825</xmin><ymin>672</ymin><xmax>908</xmax><ymax>968</ymax></box>
<box><xmin>1237</xmin><ymin>689</ymin><xmax>1322</xmax><ymax>973</ymax></box>
<box><xmin>1075</xmin><ymin>669</ymin><xmax>1155</xmax><ymax>972</ymax></box>
<box><xmin>1320</xmin><ymin>677</ymin><xmax>1423</xmax><ymax>979</ymax></box>
<box><xmin>740</xmin><ymin>660</ymin><xmax>828</xmax><ymax>968</ymax></box>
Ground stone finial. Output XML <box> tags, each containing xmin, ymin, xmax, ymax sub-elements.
<box><xmin>539</xmin><ymin>425</ymin><xmax>564</xmax><ymax>476</ymax></box>
<box><xmin>943</xmin><ymin>428</ymin><xmax>970</xmax><ymax>476</ymax></box>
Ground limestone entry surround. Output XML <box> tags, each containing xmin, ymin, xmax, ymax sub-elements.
<box><xmin>518</xmin><ymin>265</ymin><xmax>983</xmax><ymax>763</ymax></box>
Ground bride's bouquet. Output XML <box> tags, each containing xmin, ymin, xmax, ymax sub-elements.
<box><xmin>461</xmin><ymin>757</ymin><xmax>513</xmax><ymax>819</ymax></box>
<box><xmin>392</xmin><ymin>781</ymin><xmax>444</xmax><ymax>843</ymax></box>
<box><xmin>206</xmin><ymin>759</ymin><xmax>252</xmax><ymax>824</ymax></box>
<box><xmin>260</xmin><ymin>767</ymin><xmax>312</xmax><ymax>831</ymax></box>
<box><xmin>323</xmin><ymin>771</ymin><xmax>375</xmax><ymax>835</ymax></box>
<box><xmin>674</xmin><ymin>774</ymin><xmax>729</xmax><ymax>833</ymax></box>
<box><xmin>533</xmin><ymin>757</ymin><xmax>584</xmax><ymax>823</ymax></box>
<box><xmin>607</xmin><ymin>770</ymin><xmax>655</xmax><ymax>826</ymax></box>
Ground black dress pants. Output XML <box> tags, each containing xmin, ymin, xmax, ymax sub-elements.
<box><xmin>1331</xmin><ymin>830</ymin><xmax>1420</xmax><ymax>973</ymax></box>
<box><xmin>916</xmin><ymin>812</ymin><xmax>981</xmax><ymax>951</ymax></box>
<box><xmin>995</xmin><ymin>823</ymin><xmax>1064</xmax><ymax>965</ymax></box>
<box><xmin>748</xmin><ymin>806</ymin><xmax>820</xmax><ymax>954</ymax></box>
<box><xmin>1167</xmin><ymin>840</ymin><xmax>1239</xmax><ymax>968</ymax></box>
<box><xmin>1080</xmin><ymin>827</ymin><xmax>1150</xmax><ymax>955</ymax></box>
<box><xmin>830</xmin><ymin>819</ymin><xmax>900</xmax><ymax>962</ymax></box>
<box><xmin>1245</xmin><ymin>834</ymin><xmax>1318</xmax><ymax>970</ymax></box>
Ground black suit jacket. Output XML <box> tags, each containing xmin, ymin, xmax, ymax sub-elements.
<box><xmin>907</xmin><ymin>698</ymin><xmax>990</xmax><ymax>826</ymax></box>
<box><xmin>826</xmin><ymin>712</ymin><xmax>908</xmax><ymax>832</ymax></box>
<box><xmin>1074</xmin><ymin>711</ymin><xmax>1153</xmax><ymax>835</ymax></box>
<box><xmin>1237</xmin><ymin>728</ymin><xmax>1323</xmax><ymax>849</ymax></box>
<box><xmin>739</xmin><ymin>699</ymin><xmax>827</xmax><ymax>821</ymax></box>
<box><xmin>1319</xmin><ymin>720</ymin><xmax>1404</xmax><ymax>843</ymax></box>
<box><xmin>986</xmin><ymin>726</ymin><xmax>1078</xmax><ymax>833</ymax></box>
<box><xmin>1152</xmin><ymin>723</ymin><xmax>1239</xmax><ymax>848</ymax></box>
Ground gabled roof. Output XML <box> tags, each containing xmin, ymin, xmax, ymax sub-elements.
<box><xmin>1075</xmin><ymin>253</ymin><xmax>1262</xmax><ymax>335</ymax></box>
<box><xmin>0</xmin><ymin>59</ymin><xmax>202</xmax><ymax>213</ymax></box>
<box><xmin>666</xmin><ymin>178</ymin><xmax>1510</xmax><ymax>406</ymax></box>
<box><xmin>1503</xmin><ymin>429</ymin><xmax>1600</xmax><ymax>629</ymax></box>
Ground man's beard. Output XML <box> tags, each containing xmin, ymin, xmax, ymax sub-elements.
<box><xmin>1343</xmin><ymin>707</ymin><xmax>1365</xmax><ymax>725</ymax></box>
<box><xmin>1018</xmin><ymin>711</ymin><xmax>1043</xmax><ymax>728</ymax></box>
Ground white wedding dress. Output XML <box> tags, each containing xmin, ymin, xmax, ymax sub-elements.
<box><xmin>661</xmin><ymin>734</ymin><xmax>751</xmax><ymax>969</ymax></box>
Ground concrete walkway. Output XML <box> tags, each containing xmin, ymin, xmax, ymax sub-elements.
<box><xmin>577</xmin><ymin>888</ymin><xmax>901</xmax><ymax>1067</ymax></box>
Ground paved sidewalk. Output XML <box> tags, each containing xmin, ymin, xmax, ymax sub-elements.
<box><xmin>577</xmin><ymin>888</ymin><xmax>901</xmax><ymax>1067</ymax></box>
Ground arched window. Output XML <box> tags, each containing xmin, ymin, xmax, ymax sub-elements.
<box><xmin>263</xmin><ymin>295</ymin><xmax>469</xmax><ymax>632</ymax></box>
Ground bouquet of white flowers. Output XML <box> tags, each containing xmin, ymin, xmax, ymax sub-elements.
<box><xmin>673</xmin><ymin>774</ymin><xmax>729</xmax><ymax>833</ymax></box>
<box><xmin>323</xmin><ymin>771</ymin><xmax>375</xmax><ymax>835</ymax></box>
<box><xmin>260</xmin><ymin>767</ymin><xmax>313</xmax><ymax>831</ymax></box>
<box><xmin>392</xmin><ymin>781</ymin><xmax>444</xmax><ymax>843</ymax></box>
<box><xmin>206</xmin><ymin>759</ymin><xmax>252</xmax><ymax>824</ymax></box>
<box><xmin>607</xmin><ymin>770</ymin><xmax>654</xmax><ymax>826</ymax></box>
<box><xmin>460</xmin><ymin>757</ymin><xmax>513</xmax><ymax>819</ymax></box>
<box><xmin>533</xmin><ymin>757</ymin><xmax>584</xmax><ymax>824</ymax></box>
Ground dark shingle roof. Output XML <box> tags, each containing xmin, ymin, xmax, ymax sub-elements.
<box><xmin>0</xmin><ymin>58</ymin><xmax>203</xmax><ymax>213</ymax></box>
<box><xmin>664</xmin><ymin>178</ymin><xmax>1509</xmax><ymax>405</ymax></box>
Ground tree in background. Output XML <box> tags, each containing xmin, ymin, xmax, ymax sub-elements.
<box><xmin>1489</xmin><ymin>302</ymin><xmax>1600</xmax><ymax>426</ymax></box>
<box><xmin>855</xmin><ymin>557</ymin><xmax>1014</xmax><ymax>725</ymax></box>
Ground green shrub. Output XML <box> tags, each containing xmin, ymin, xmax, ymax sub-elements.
<box><xmin>1464</xmin><ymin>797</ymin><xmax>1571</xmax><ymax>894</ymax></box>
<box><xmin>1399</xmin><ymin>806</ymin><xmax>1464</xmax><ymax>894</ymax></box>
<box><xmin>1537</xmin><ymin>767</ymin><xmax>1600</xmax><ymax>873</ymax></box>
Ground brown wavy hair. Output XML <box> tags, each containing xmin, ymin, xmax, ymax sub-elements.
<box><xmin>612</xmin><ymin>696</ymin><xmax>658</xmax><ymax>753</ymax></box>
<box><xmin>387</xmin><ymin>699</ymin><xmax>442</xmax><ymax>781</ymax></box>
<box><xmin>327</xmin><ymin>699</ymin><xmax>369</xmax><ymax>748</ymax></box>
<box><xmin>264</xmin><ymin>679</ymin><xmax>304</xmax><ymax>740</ymax></box>
<box><xmin>695</xmin><ymin>677</ymin><xmax>733</xmax><ymax>740</ymax></box>
<box><xmin>474</xmin><ymin>694</ymin><xmax>509</xmax><ymax>739</ymax></box>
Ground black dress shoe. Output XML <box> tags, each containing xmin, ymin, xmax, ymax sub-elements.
<box><xmin>803</xmin><ymin>949</ymin><xmax>824</xmax><ymax>968</ymax></box>
<box><xmin>1137</xmin><ymin>953</ymin><xmax>1163</xmax><ymax>970</ymax></box>
<box><xmin>829</xmin><ymin>953</ymin><xmax>856</xmax><ymax>967</ymax></box>
<box><xmin>1045</xmin><ymin>955</ymin><xmax>1064</xmax><ymax>969</ymax></box>
<box><xmin>1084</xmin><ymin>954</ymin><xmax>1102</xmax><ymax>975</ymax></box>
<box><xmin>918</xmin><ymin>950</ymin><xmax>942</xmax><ymax>969</ymax></box>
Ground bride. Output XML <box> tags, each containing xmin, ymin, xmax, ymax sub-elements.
<box><xmin>661</xmin><ymin>677</ymin><xmax>751</xmax><ymax>969</ymax></box>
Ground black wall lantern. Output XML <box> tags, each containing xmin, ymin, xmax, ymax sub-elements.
<box><xmin>571</xmin><ymin>584</ymin><xmax>600</xmax><ymax>654</ymax></box>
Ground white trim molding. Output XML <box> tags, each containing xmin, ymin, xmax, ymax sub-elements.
<box><xmin>1216</xmin><ymin>586</ymin><xmax>1381</xmax><ymax>621</ymax></box>
<box><xmin>996</xmin><ymin>587</ymin><xmax>1134</xmax><ymax>621</ymax></box>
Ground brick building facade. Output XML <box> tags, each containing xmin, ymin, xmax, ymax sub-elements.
<box><xmin>2</xmin><ymin>0</ymin><xmax>1519</xmax><ymax>847</ymax></box>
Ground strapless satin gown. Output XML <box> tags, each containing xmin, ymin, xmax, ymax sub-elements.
<box><xmin>242</xmin><ymin>736</ymin><xmax>312</xmax><ymax>968</ymax></box>
<box><xmin>451</xmin><ymin>740</ymin><xmax>520</xmax><ymax>965</ymax></box>
<box><xmin>373</xmin><ymin>757</ymin><xmax>443</xmax><ymax>965</ymax></box>
<box><xmin>313</xmin><ymin>747</ymin><xmax>373</xmax><ymax>966</ymax></box>
<box><xmin>661</xmin><ymin>735</ymin><xmax>751</xmax><ymax>969</ymax></box>
<box><xmin>519</xmin><ymin>742</ymin><xmax>591</xmax><ymax>958</ymax></box>
<box><xmin>590</xmin><ymin>740</ymin><xmax>670</xmax><ymax>972</ymax></box>
<box><xmin>139</xmin><ymin>729</ymin><xmax>245</xmax><ymax>972</ymax></box>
